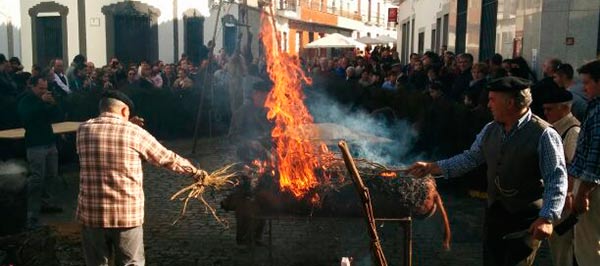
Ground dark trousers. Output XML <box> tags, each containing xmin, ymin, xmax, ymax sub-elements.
<box><xmin>483</xmin><ymin>202</ymin><xmax>541</xmax><ymax>266</ymax></box>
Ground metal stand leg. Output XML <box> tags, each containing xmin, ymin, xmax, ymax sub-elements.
<box><xmin>404</xmin><ymin>218</ymin><xmax>412</xmax><ymax>266</ymax></box>
<box><xmin>268</xmin><ymin>219</ymin><xmax>273</xmax><ymax>266</ymax></box>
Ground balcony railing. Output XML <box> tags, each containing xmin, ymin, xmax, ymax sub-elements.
<box><xmin>277</xmin><ymin>0</ymin><xmax>298</xmax><ymax>11</ymax></box>
<box><xmin>276</xmin><ymin>0</ymin><xmax>395</xmax><ymax>26</ymax></box>
<box><xmin>295</xmin><ymin>0</ymin><xmax>364</xmax><ymax>21</ymax></box>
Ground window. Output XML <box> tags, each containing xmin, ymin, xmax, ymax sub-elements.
<box><xmin>402</xmin><ymin>22</ymin><xmax>409</xmax><ymax>63</ymax></box>
<box><xmin>418</xmin><ymin>32</ymin><xmax>424</xmax><ymax>55</ymax></box>
<box><xmin>283</xmin><ymin>32</ymin><xmax>288</xmax><ymax>52</ymax></box>
<box><xmin>597</xmin><ymin>9</ymin><xmax>600</xmax><ymax>58</ymax></box>
<box><xmin>35</xmin><ymin>16</ymin><xmax>63</xmax><ymax>67</ymax></box>
<box><xmin>456</xmin><ymin>0</ymin><xmax>468</xmax><ymax>54</ymax></box>
<box><xmin>376</xmin><ymin>2</ymin><xmax>380</xmax><ymax>25</ymax></box>
<box><xmin>102</xmin><ymin>1</ymin><xmax>160</xmax><ymax>64</ymax></box>
<box><xmin>436</xmin><ymin>18</ymin><xmax>442</xmax><ymax>53</ymax></box>
<box><xmin>368</xmin><ymin>0</ymin><xmax>372</xmax><ymax>22</ymax></box>
<box><xmin>431</xmin><ymin>29</ymin><xmax>437</xmax><ymax>52</ymax></box>
<box><xmin>223</xmin><ymin>22</ymin><xmax>238</xmax><ymax>56</ymax></box>
<box><xmin>296</xmin><ymin>31</ymin><xmax>302</xmax><ymax>53</ymax></box>
<box><xmin>184</xmin><ymin>15</ymin><xmax>205</xmax><ymax>64</ymax></box>
<box><xmin>479</xmin><ymin>0</ymin><xmax>498</xmax><ymax>60</ymax></box>
<box><xmin>443</xmin><ymin>14</ymin><xmax>449</xmax><ymax>47</ymax></box>
<box><xmin>411</xmin><ymin>19</ymin><xmax>415</xmax><ymax>53</ymax></box>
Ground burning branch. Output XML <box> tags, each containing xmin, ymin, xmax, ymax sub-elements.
<box><xmin>170</xmin><ymin>164</ymin><xmax>240</xmax><ymax>227</ymax></box>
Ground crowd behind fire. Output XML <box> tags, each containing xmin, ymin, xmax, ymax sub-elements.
<box><xmin>1</xmin><ymin>41</ymin><xmax>600</xmax><ymax>265</ymax></box>
<box><xmin>0</xmin><ymin>44</ymin><xmax>590</xmax><ymax>159</ymax></box>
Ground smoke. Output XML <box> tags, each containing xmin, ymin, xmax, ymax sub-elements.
<box><xmin>0</xmin><ymin>160</ymin><xmax>28</xmax><ymax>193</ymax></box>
<box><xmin>304</xmin><ymin>90</ymin><xmax>419</xmax><ymax>166</ymax></box>
<box><xmin>0</xmin><ymin>160</ymin><xmax>28</xmax><ymax>175</ymax></box>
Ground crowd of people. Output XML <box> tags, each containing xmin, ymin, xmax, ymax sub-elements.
<box><xmin>1</xmin><ymin>42</ymin><xmax>600</xmax><ymax>265</ymax></box>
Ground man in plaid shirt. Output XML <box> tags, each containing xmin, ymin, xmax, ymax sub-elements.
<box><xmin>76</xmin><ymin>91</ymin><xmax>207</xmax><ymax>266</ymax></box>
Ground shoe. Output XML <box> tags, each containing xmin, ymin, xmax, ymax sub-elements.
<box><xmin>40</xmin><ymin>204</ymin><xmax>63</xmax><ymax>213</ymax></box>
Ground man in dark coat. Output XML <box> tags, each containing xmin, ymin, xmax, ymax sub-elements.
<box><xmin>531</xmin><ymin>58</ymin><xmax>561</xmax><ymax>118</ymax></box>
<box><xmin>448</xmin><ymin>53</ymin><xmax>474</xmax><ymax>102</ymax></box>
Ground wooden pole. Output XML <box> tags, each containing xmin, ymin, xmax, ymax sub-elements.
<box><xmin>192</xmin><ymin>0</ymin><xmax>224</xmax><ymax>154</ymax></box>
<box><xmin>338</xmin><ymin>140</ymin><xmax>388</xmax><ymax>266</ymax></box>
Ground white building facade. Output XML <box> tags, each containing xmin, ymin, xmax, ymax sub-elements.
<box><xmin>0</xmin><ymin>0</ymin><xmax>405</xmax><ymax>69</ymax></box>
<box><xmin>394</xmin><ymin>0</ymin><xmax>600</xmax><ymax>73</ymax></box>
<box><xmin>0</xmin><ymin>0</ymin><xmax>262</xmax><ymax>69</ymax></box>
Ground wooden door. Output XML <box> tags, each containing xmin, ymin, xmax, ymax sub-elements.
<box><xmin>184</xmin><ymin>17</ymin><xmax>205</xmax><ymax>65</ymax></box>
<box><xmin>35</xmin><ymin>16</ymin><xmax>62</xmax><ymax>67</ymax></box>
<box><xmin>114</xmin><ymin>14</ymin><xmax>151</xmax><ymax>65</ymax></box>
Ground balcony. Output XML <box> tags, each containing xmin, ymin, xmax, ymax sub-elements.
<box><xmin>298</xmin><ymin>0</ymin><xmax>321</xmax><ymax>10</ymax></box>
<box><xmin>296</xmin><ymin>0</ymin><xmax>363</xmax><ymax>20</ymax></box>
<box><xmin>277</xmin><ymin>0</ymin><xmax>298</xmax><ymax>11</ymax></box>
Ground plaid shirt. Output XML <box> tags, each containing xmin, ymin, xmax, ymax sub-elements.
<box><xmin>76</xmin><ymin>112</ymin><xmax>197</xmax><ymax>228</ymax></box>
<box><xmin>569</xmin><ymin>97</ymin><xmax>600</xmax><ymax>184</ymax></box>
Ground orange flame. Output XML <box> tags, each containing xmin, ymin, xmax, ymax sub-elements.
<box><xmin>259</xmin><ymin>8</ymin><xmax>331</xmax><ymax>199</ymax></box>
<box><xmin>380</xmin><ymin>171</ymin><xmax>397</xmax><ymax>178</ymax></box>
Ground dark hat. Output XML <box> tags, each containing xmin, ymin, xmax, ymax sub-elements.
<box><xmin>556</xmin><ymin>63</ymin><xmax>574</xmax><ymax>79</ymax></box>
<box><xmin>542</xmin><ymin>89</ymin><xmax>573</xmax><ymax>104</ymax></box>
<box><xmin>487</xmin><ymin>76</ymin><xmax>532</xmax><ymax>92</ymax></box>
<box><xmin>102</xmin><ymin>90</ymin><xmax>135</xmax><ymax>111</ymax></box>
<box><xmin>252</xmin><ymin>80</ymin><xmax>273</xmax><ymax>92</ymax></box>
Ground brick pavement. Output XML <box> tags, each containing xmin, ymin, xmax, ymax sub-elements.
<box><xmin>41</xmin><ymin>137</ymin><xmax>553</xmax><ymax>266</ymax></box>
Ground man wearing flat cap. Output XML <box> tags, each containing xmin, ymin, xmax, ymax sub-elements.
<box><xmin>542</xmin><ymin>89</ymin><xmax>580</xmax><ymax>266</ymax></box>
<box><xmin>408</xmin><ymin>76</ymin><xmax>568</xmax><ymax>266</ymax></box>
<box><xmin>76</xmin><ymin>90</ymin><xmax>208</xmax><ymax>265</ymax></box>
<box><xmin>226</xmin><ymin>81</ymin><xmax>272</xmax><ymax>245</ymax></box>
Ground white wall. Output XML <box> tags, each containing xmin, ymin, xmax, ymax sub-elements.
<box><xmin>338</xmin><ymin>0</ymin><xmax>397</xmax><ymax>40</ymax></box>
<box><xmin>537</xmin><ymin>0</ymin><xmax>600</xmax><ymax>72</ymax></box>
<box><xmin>0</xmin><ymin>0</ymin><xmax>22</xmax><ymax>59</ymax></box>
<box><xmin>397</xmin><ymin>0</ymin><xmax>448</xmax><ymax>56</ymax></box>
<box><xmin>202</xmin><ymin>2</ymin><xmax>239</xmax><ymax>56</ymax></box>
<box><xmin>17</xmin><ymin>0</ymin><xmax>250</xmax><ymax>67</ymax></box>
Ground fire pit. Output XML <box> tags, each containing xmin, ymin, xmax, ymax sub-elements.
<box><xmin>221</xmin><ymin>143</ymin><xmax>451</xmax><ymax>266</ymax></box>
<box><xmin>217</xmin><ymin>4</ymin><xmax>451</xmax><ymax>265</ymax></box>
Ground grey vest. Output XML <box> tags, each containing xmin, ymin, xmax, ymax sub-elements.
<box><xmin>482</xmin><ymin>115</ymin><xmax>550</xmax><ymax>213</ymax></box>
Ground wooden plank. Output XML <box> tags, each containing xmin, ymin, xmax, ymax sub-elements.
<box><xmin>0</xmin><ymin>121</ymin><xmax>82</xmax><ymax>139</ymax></box>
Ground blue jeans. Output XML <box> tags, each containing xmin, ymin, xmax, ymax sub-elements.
<box><xmin>81</xmin><ymin>226</ymin><xmax>145</xmax><ymax>266</ymax></box>
<box><xmin>26</xmin><ymin>144</ymin><xmax>58</xmax><ymax>227</ymax></box>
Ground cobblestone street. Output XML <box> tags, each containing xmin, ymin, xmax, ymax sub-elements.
<box><xmin>41</xmin><ymin>137</ymin><xmax>552</xmax><ymax>266</ymax></box>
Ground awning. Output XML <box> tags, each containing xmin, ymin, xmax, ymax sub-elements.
<box><xmin>304</xmin><ymin>33</ymin><xmax>366</xmax><ymax>49</ymax></box>
<box><xmin>376</xmin><ymin>35</ymin><xmax>397</xmax><ymax>43</ymax></box>
<box><xmin>356</xmin><ymin>36</ymin><xmax>384</xmax><ymax>45</ymax></box>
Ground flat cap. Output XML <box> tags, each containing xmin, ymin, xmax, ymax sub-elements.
<box><xmin>542</xmin><ymin>89</ymin><xmax>573</xmax><ymax>104</ymax></box>
<box><xmin>487</xmin><ymin>76</ymin><xmax>532</xmax><ymax>92</ymax></box>
<box><xmin>102</xmin><ymin>90</ymin><xmax>135</xmax><ymax>111</ymax></box>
